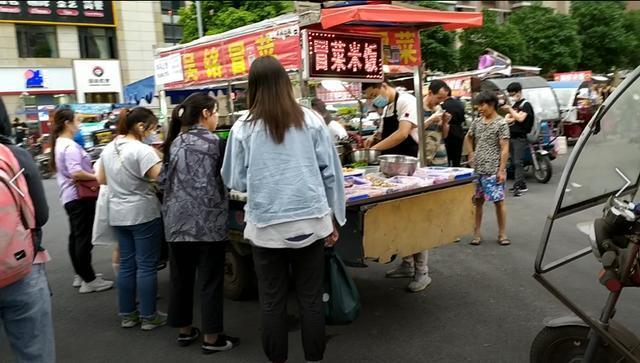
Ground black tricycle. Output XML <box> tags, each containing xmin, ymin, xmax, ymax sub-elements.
<box><xmin>531</xmin><ymin>65</ymin><xmax>640</xmax><ymax>362</ymax></box>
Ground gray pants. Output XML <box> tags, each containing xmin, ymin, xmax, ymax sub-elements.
<box><xmin>402</xmin><ymin>250</ymin><xmax>429</xmax><ymax>275</ymax></box>
<box><xmin>510</xmin><ymin>137</ymin><xmax>528</xmax><ymax>186</ymax></box>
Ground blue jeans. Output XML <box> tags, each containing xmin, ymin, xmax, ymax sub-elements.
<box><xmin>0</xmin><ymin>264</ymin><xmax>55</xmax><ymax>363</ymax></box>
<box><xmin>114</xmin><ymin>218</ymin><xmax>162</xmax><ymax>318</ymax></box>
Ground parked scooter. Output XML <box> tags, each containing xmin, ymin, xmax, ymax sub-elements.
<box><xmin>507</xmin><ymin>121</ymin><xmax>557</xmax><ymax>184</ymax></box>
<box><xmin>531</xmin><ymin>65</ymin><xmax>640</xmax><ymax>363</ymax></box>
<box><xmin>35</xmin><ymin>150</ymin><xmax>52</xmax><ymax>179</ymax></box>
<box><xmin>531</xmin><ymin>171</ymin><xmax>640</xmax><ymax>362</ymax></box>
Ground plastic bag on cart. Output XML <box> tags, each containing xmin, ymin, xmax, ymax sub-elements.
<box><xmin>324</xmin><ymin>248</ymin><xmax>361</xmax><ymax>325</ymax></box>
<box><xmin>92</xmin><ymin>185</ymin><xmax>116</xmax><ymax>246</ymax></box>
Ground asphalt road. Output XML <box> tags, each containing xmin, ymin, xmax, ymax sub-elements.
<box><xmin>3</xmin><ymin>152</ymin><xmax>640</xmax><ymax>363</ymax></box>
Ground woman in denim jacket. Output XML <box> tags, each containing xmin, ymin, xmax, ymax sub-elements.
<box><xmin>222</xmin><ymin>56</ymin><xmax>346</xmax><ymax>363</ymax></box>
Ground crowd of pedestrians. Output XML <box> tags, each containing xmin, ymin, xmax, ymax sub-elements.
<box><xmin>0</xmin><ymin>56</ymin><xmax>537</xmax><ymax>362</ymax></box>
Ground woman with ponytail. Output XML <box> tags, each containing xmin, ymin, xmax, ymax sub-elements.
<box><xmin>95</xmin><ymin>107</ymin><xmax>166</xmax><ymax>331</ymax></box>
<box><xmin>51</xmin><ymin>108</ymin><xmax>114</xmax><ymax>294</ymax></box>
<box><xmin>161</xmin><ymin>93</ymin><xmax>238</xmax><ymax>353</ymax></box>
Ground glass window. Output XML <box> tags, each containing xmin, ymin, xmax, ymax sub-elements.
<box><xmin>521</xmin><ymin>87</ymin><xmax>560</xmax><ymax>121</ymax></box>
<box><xmin>79</xmin><ymin>27</ymin><xmax>117</xmax><ymax>59</ymax></box>
<box><xmin>553</xmin><ymin>88</ymin><xmax>575</xmax><ymax>109</ymax></box>
<box><xmin>561</xmin><ymin>74</ymin><xmax>640</xmax><ymax>208</ymax></box>
<box><xmin>163</xmin><ymin>23</ymin><xmax>183</xmax><ymax>44</ymax></box>
<box><xmin>16</xmin><ymin>25</ymin><xmax>59</xmax><ymax>58</ymax></box>
<box><xmin>161</xmin><ymin>0</ymin><xmax>184</xmax><ymax>14</ymax></box>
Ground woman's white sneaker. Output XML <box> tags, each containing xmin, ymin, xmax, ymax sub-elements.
<box><xmin>79</xmin><ymin>276</ymin><xmax>114</xmax><ymax>294</ymax></box>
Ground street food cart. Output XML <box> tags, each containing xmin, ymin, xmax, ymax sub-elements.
<box><xmin>153</xmin><ymin>3</ymin><xmax>483</xmax><ymax>299</ymax></box>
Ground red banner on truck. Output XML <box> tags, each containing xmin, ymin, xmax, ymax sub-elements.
<box><xmin>159</xmin><ymin>23</ymin><xmax>301</xmax><ymax>90</ymax></box>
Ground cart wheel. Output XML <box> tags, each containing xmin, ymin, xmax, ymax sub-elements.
<box><xmin>224</xmin><ymin>248</ymin><xmax>255</xmax><ymax>300</ymax></box>
<box><xmin>534</xmin><ymin>155</ymin><xmax>552</xmax><ymax>184</ymax></box>
<box><xmin>530</xmin><ymin>326</ymin><xmax>620</xmax><ymax>363</ymax></box>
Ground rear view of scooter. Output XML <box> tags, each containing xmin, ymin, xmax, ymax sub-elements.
<box><xmin>531</xmin><ymin>176</ymin><xmax>640</xmax><ymax>362</ymax></box>
<box><xmin>531</xmin><ymin>65</ymin><xmax>640</xmax><ymax>363</ymax></box>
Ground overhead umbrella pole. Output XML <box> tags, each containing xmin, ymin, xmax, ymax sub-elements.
<box><xmin>159</xmin><ymin>87</ymin><xmax>168</xmax><ymax>125</ymax></box>
<box><xmin>414</xmin><ymin>64</ymin><xmax>426</xmax><ymax>166</ymax></box>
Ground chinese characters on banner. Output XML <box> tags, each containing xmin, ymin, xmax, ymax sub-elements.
<box><xmin>0</xmin><ymin>1</ymin><xmax>114</xmax><ymax>26</ymax></box>
<box><xmin>159</xmin><ymin>24</ymin><xmax>300</xmax><ymax>90</ymax></box>
<box><xmin>304</xmin><ymin>30</ymin><xmax>383</xmax><ymax>82</ymax></box>
<box><xmin>554</xmin><ymin>71</ymin><xmax>592</xmax><ymax>82</ymax></box>
<box><xmin>364</xmin><ymin>29</ymin><xmax>421</xmax><ymax>67</ymax></box>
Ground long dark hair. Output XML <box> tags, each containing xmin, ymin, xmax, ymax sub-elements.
<box><xmin>246</xmin><ymin>56</ymin><xmax>303</xmax><ymax>144</ymax></box>
<box><xmin>49</xmin><ymin>108</ymin><xmax>75</xmax><ymax>172</ymax></box>
<box><xmin>163</xmin><ymin>93</ymin><xmax>217</xmax><ymax>163</ymax></box>
<box><xmin>117</xmin><ymin>107</ymin><xmax>157</xmax><ymax>138</ymax></box>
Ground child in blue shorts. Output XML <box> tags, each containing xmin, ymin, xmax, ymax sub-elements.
<box><xmin>464</xmin><ymin>91</ymin><xmax>511</xmax><ymax>246</ymax></box>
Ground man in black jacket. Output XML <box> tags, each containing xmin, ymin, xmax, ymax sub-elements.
<box><xmin>441</xmin><ymin>88</ymin><xmax>466</xmax><ymax>167</ymax></box>
<box><xmin>0</xmin><ymin>98</ymin><xmax>53</xmax><ymax>362</ymax></box>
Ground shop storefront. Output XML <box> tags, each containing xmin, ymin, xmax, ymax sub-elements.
<box><xmin>73</xmin><ymin>59</ymin><xmax>124</xmax><ymax>104</ymax></box>
<box><xmin>0</xmin><ymin>67</ymin><xmax>76</xmax><ymax>127</ymax></box>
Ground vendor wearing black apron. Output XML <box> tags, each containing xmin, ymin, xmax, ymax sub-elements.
<box><xmin>364</xmin><ymin>82</ymin><xmax>431</xmax><ymax>293</ymax></box>
<box><xmin>364</xmin><ymin>82</ymin><xmax>419</xmax><ymax>157</ymax></box>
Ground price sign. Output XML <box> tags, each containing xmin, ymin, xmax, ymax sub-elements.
<box><xmin>303</xmin><ymin>30</ymin><xmax>383</xmax><ymax>83</ymax></box>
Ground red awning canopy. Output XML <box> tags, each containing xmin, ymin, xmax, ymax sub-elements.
<box><xmin>320</xmin><ymin>4</ymin><xmax>483</xmax><ymax>31</ymax></box>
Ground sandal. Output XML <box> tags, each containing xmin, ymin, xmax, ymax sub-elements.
<box><xmin>470</xmin><ymin>236</ymin><xmax>482</xmax><ymax>246</ymax></box>
<box><xmin>498</xmin><ymin>237</ymin><xmax>511</xmax><ymax>246</ymax></box>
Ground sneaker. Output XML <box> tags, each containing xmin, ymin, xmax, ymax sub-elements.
<box><xmin>519</xmin><ymin>184</ymin><xmax>529</xmax><ymax>192</ymax></box>
<box><xmin>385</xmin><ymin>264</ymin><xmax>415</xmax><ymax>278</ymax></box>
<box><xmin>201</xmin><ymin>335</ymin><xmax>239</xmax><ymax>355</ymax></box>
<box><xmin>79</xmin><ymin>276</ymin><xmax>113</xmax><ymax>294</ymax></box>
<box><xmin>509</xmin><ymin>183</ymin><xmax>520</xmax><ymax>192</ymax></box>
<box><xmin>73</xmin><ymin>273</ymin><xmax>102</xmax><ymax>288</ymax></box>
<box><xmin>141</xmin><ymin>312</ymin><xmax>167</xmax><ymax>331</ymax></box>
<box><xmin>513</xmin><ymin>188</ymin><xmax>525</xmax><ymax>197</ymax></box>
<box><xmin>407</xmin><ymin>273</ymin><xmax>432</xmax><ymax>293</ymax></box>
<box><xmin>178</xmin><ymin>327</ymin><xmax>201</xmax><ymax>347</ymax></box>
<box><xmin>72</xmin><ymin>275</ymin><xmax>82</xmax><ymax>288</ymax></box>
<box><xmin>121</xmin><ymin>312</ymin><xmax>141</xmax><ymax>328</ymax></box>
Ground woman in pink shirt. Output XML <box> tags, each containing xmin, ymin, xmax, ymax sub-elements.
<box><xmin>51</xmin><ymin>108</ymin><xmax>113</xmax><ymax>294</ymax></box>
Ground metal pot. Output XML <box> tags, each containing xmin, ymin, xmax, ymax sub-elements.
<box><xmin>379</xmin><ymin>155</ymin><xmax>419</xmax><ymax>177</ymax></box>
<box><xmin>349</xmin><ymin>149</ymin><xmax>381</xmax><ymax>165</ymax></box>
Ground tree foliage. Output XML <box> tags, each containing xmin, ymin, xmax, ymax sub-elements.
<box><xmin>178</xmin><ymin>1</ymin><xmax>293</xmax><ymax>43</ymax></box>
<box><xmin>622</xmin><ymin>10</ymin><xmax>640</xmax><ymax>69</ymax></box>
<box><xmin>506</xmin><ymin>5</ymin><xmax>581</xmax><ymax>74</ymax></box>
<box><xmin>416</xmin><ymin>1</ymin><xmax>458</xmax><ymax>73</ymax></box>
<box><xmin>570</xmin><ymin>1</ymin><xmax>630</xmax><ymax>73</ymax></box>
<box><xmin>458</xmin><ymin>11</ymin><xmax>528</xmax><ymax>71</ymax></box>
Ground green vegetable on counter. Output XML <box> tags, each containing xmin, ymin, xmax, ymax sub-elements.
<box><xmin>351</xmin><ymin>161</ymin><xmax>368</xmax><ymax>168</ymax></box>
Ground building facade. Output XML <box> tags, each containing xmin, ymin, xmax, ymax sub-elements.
<box><xmin>0</xmin><ymin>0</ymin><xmax>182</xmax><ymax>117</ymax></box>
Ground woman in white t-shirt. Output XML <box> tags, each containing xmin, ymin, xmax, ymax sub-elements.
<box><xmin>96</xmin><ymin>107</ymin><xmax>165</xmax><ymax>331</ymax></box>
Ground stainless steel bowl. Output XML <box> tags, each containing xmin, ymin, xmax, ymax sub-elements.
<box><xmin>349</xmin><ymin>149</ymin><xmax>381</xmax><ymax>165</ymax></box>
<box><xmin>379</xmin><ymin>155</ymin><xmax>419</xmax><ymax>177</ymax></box>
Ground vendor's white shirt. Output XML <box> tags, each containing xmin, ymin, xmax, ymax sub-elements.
<box><xmin>381</xmin><ymin>92</ymin><xmax>419</xmax><ymax>143</ymax></box>
<box><xmin>244</xmin><ymin>213</ymin><xmax>333</xmax><ymax>249</ymax></box>
<box><xmin>328</xmin><ymin>120</ymin><xmax>348</xmax><ymax>141</ymax></box>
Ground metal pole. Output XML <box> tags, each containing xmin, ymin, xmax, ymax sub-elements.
<box><xmin>227</xmin><ymin>81</ymin><xmax>234</xmax><ymax>124</ymax></box>
<box><xmin>195</xmin><ymin>1</ymin><xmax>204</xmax><ymax>38</ymax></box>
<box><xmin>413</xmin><ymin>65</ymin><xmax>425</xmax><ymax>166</ymax></box>
<box><xmin>169</xmin><ymin>10</ymin><xmax>175</xmax><ymax>45</ymax></box>
<box><xmin>159</xmin><ymin>89</ymin><xmax>168</xmax><ymax>126</ymax></box>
